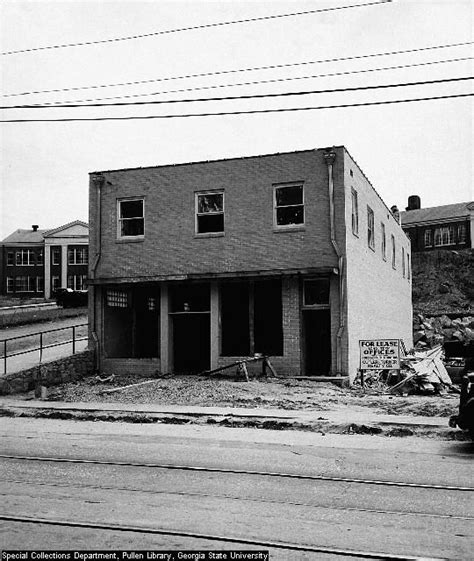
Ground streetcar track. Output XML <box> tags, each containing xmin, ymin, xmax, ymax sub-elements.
<box><xmin>0</xmin><ymin>514</ymin><xmax>445</xmax><ymax>560</ymax></box>
<box><xmin>0</xmin><ymin>454</ymin><xmax>471</xmax><ymax>492</ymax></box>
<box><xmin>2</xmin><ymin>477</ymin><xmax>471</xmax><ymax>521</ymax></box>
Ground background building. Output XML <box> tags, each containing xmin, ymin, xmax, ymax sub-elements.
<box><xmin>400</xmin><ymin>197</ymin><xmax>473</xmax><ymax>252</ymax></box>
<box><xmin>0</xmin><ymin>221</ymin><xmax>89</xmax><ymax>298</ymax></box>
<box><xmin>88</xmin><ymin>147</ymin><xmax>412</xmax><ymax>381</ymax></box>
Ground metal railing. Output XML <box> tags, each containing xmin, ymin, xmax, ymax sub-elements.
<box><xmin>1</xmin><ymin>323</ymin><xmax>88</xmax><ymax>376</ymax></box>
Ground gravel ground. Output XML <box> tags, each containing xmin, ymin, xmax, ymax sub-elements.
<box><xmin>35</xmin><ymin>374</ymin><xmax>460</xmax><ymax>418</ymax></box>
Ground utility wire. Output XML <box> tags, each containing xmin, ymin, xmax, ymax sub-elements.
<box><xmin>1</xmin><ymin>92</ymin><xmax>471</xmax><ymax>123</ymax></box>
<box><xmin>28</xmin><ymin>56</ymin><xmax>473</xmax><ymax>106</ymax></box>
<box><xmin>3</xmin><ymin>39</ymin><xmax>471</xmax><ymax>98</ymax></box>
<box><xmin>1</xmin><ymin>0</ymin><xmax>391</xmax><ymax>56</ymax></box>
<box><xmin>2</xmin><ymin>76</ymin><xmax>471</xmax><ymax>110</ymax></box>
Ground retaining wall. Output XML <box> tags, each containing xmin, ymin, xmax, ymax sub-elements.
<box><xmin>0</xmin><ymin>349</ymin><xmax>94</xmax><ymax>395</ymax></box>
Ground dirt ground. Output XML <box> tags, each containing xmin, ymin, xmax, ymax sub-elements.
<box><xmin>38</xmin><ymin>374</ymin><xmax>460</xmax><ymax>418</ymax></box>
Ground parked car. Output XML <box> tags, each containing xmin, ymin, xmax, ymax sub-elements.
<box><xmin>449</xmin><ymin>343</ymin><xmax>474</xmax><ymax>439</ymax></box>
<box><xmin>54</xmin><ymin>288</ymin><xmax>88</xmax><ymax>308</ymax></box>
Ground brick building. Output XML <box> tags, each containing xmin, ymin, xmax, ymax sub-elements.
<box><xmin>0</xmin><ymin>221</ymin><xmax>89</xmax><ymax>298</ymax></box>
<box><xmin>88</xmin><ymin>147</ymin><xmax>412</xmax><ymax>381</ymax></box>
<box><xmin>400</xmin><ymin>197</ymin><xmax>474</xmax><ymax>252</ymax></box>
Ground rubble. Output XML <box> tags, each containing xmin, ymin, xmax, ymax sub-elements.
<box><xmin>354</xmin><ymin>345</ymin><xmax>459</xmax><ymax>396</ymax></box>
<box><xmin>413</xmin><ymin>313</ymin><xmax>473</xmax><ymax>349</ymax></box>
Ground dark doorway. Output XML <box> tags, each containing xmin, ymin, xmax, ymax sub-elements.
<box><xmin>303</xmin><ymin>309</ymin><xmax>331</xmax><ymax>375</ymax></box>
<box><xmin>172</xmin><ymin>313</ymin><xmax>210</xmax><ymax>373</ymax></box>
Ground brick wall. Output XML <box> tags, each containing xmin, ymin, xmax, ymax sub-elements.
<box><xmin>342</xmin><ymin>149</ymin><xmax>413</xmax><ymax>380</ymax></box>
<box><xmin>90</xmin><ymin>150</ymin><xmax>340</xmax><ymax>282</ymax></box>
<box><xmin>0</xmin><ymin>349</ymin><xmax>94</xmax><ymax>395</ymax></box>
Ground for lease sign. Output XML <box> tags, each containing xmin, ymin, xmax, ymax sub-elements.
<box><xmin>359</xmin><ymin>339</ymin><xmax>400</xmax><ymax>370</ymax></box>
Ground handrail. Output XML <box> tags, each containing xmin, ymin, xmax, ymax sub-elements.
<box><xmin>1</xmin><ymin>323</ymin><xmax>88</xmax><ymax>376</ymax></box>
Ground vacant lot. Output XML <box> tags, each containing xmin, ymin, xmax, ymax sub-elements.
<box><xmin>41</xmin><ymin>375</ymin><xmax>459</xmax><ymax>418</ymax></box>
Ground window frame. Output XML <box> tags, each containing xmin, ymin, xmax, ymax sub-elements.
<box><xmin>402</xmin><ymin>247</ymin><xmax>406</xmax><ymax>278</ymax></box>
<box><xmin>16</xmin><ymin>249</ymin><xmax>35</xmax><ymax>266</ymax></box>
<box><xmin>195</xmin><ymin>190</ymin><xmax>225</xmax><ymax>236</ymax></box>
<box><xmin>303</xmin><ymin>278</ymin><xmax>330</xmax><ymax>309</ymax></box>
<box><xmin>6</xmin><ymin>277</ymin><xmax>14</xmax><ymax>293</ymax></box>
<box><xmin>434</xmin><ymin>226</ymin><xmax>455</xmax><ymax>247</ymax></box>
<box><xmin>117</xmin><ymin>197</ymin><xmax>145</xmax><ymax>240</ymax></box>
<box><xmin>424</xmin><ymin>229</ymin><xmax>432</xmax><ymax>248</ymax></box>
<box><xmin>52</xmin><ymin>276</ymin><xmax>60</xmax><ymax>293</ymax></box>
<box><xmin>457</xmin><ymin>223</ymin><xmax>467</xmax><ymax>244</ymax></box>
<box><xmin>351</xmin><ymin>188</ymin><xmax>359</xmax><ymax>236</ymax></box>
<box><xmin>68</xmin><ymin>246</ymin><xmax>89</xmax><ymax>265</ymax></box>
<box><xmin>273</xmin><ymin>182</ymin><xmax>305</xmax><ymax>230</ymax></box>
<box><xmin>7</xmin><ymin>252</ymin><xmax>14</xmax><ymax>266</ymax></box>
<box><xmin>367</xmin><ymin>206</ymin><xmax>375</xmax><ymax>250</ymax></box>
<box><xmin>391</xmin><ymin>235</ymin><xmax>396</xmax><ymax>269</ymax></box>
<box><xmin>52</xmin><ymin>248</ymin><xmax>61</xmax><ymax>266</ymax></box>
<box><xmin>381</xmin><ymin>222</ymin><xmax>387</xmax><ymax>260</ymax></box>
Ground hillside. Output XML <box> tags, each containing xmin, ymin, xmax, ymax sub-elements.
<box><xmin>411</xmin><ymin>249</ymin><xmax>473</xmax><ymax>316</ymax></box>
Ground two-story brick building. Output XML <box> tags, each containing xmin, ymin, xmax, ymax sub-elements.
<box><xmin>88</xmin><ymin>147</ymin><xmax>412</xmax><ymax>381</ymax></box>
<box><xmin>400</xmin><ymin>197</ymin><xmax>474</xmax><ymax>252</ymax></box>
<box><xmin>0</xmin><ymin>221</ymin><xmax>89</xmax><ymax>298</ymax></box>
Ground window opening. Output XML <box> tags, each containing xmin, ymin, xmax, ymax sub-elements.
<box><xmin>367</xmin><ymin>206</ymin><xmax>375</xmax><ymax>249</ymax></box>
<box><xmin>52</xmin><ymin>248</ymin><xmax>61</xmax><ymax>266</ymax></box>
<box><xmin>118</xmin><ymin>198</ymin><xmax>145</xmax><ymax>238</ymax></box>
<box><xmin>381</xmin><ymin>222</ymin><xmax>386</xmax><ymax>260</ymax></box>
<box><xmin>106</xmin><ymin>289</ymin><xmax>129</xmax><ymax>308</ymax></box>
<box><xmin>391</xmin><ymin>235</ymin><xmax>396</xmax><ymax>269</ymax></box>
<box><xmin>16</xmin><ymin>250</ymin><xmax>35</xmax><ymax>266</ymax></box>
<box><xmin>6</xmin><ymin>278</ymin><xmax>14</xmax><ymax>293</ymax></box>
<box><xmin>351</xmin><ymin>189</ymin><xmax>359</xmax><ymax>235</ymax></box>
<box><xmin>52</xmin><ymin>276</ymin><xmax>60</xmax><ymax>293</ymax></box>
<box><xmin>7</xmin><ymin>252</ymin><xmax>14</xmax><ymax>266</ymax></box>
<box><xmin>68</xmin><ymin>247</ymin><xmax>88</xmax><ymax>265</ymax></box>
<box><xmin>37</xmin><ymin>250</ymin><xmax>43</xmax><ymax>266</ymax></box>
<box><xmin>458</xmin><ymin>224</ymin><xmax>467</xmax><ymax>244</ymax></box>
<box><xmin>196</xmin><ymin>192</ymin><xmax>224</xmax><ymax>234</ymax></box>
<box><xmin>424</xmin><ymin>229</ymin><xmax>432</xmax><ymax>248</ymax></box>
<box><xmin>402</xmin><ymin>247</ymin><xmax>406</xmax><ymax>277</ymax></box>
<box><xmin>434</xmin><ymin>226</ymin><xmax>455</xmax><ymax>246</ymax></box>
<box><xmin>303</xmin><ymin>279</ymin><xmax>330</xmax><ymax>307</ymax></box>
<box><xmin>274</xmin><ymin>184</ymin><xmax>304</xmax><ymax>227</ymax></box>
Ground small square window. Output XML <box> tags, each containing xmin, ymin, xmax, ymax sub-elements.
<box><xmin>274</xmin><ymin>184</ymin><xmax>304</xmax><ymax>227</ymax></box>
<box><xmin>118</xmin><ymin>198</ymin><xmax>145</xmax><ymax>238</ymax></box>
<box><xmin>196</xmin><ymin>192</ymin><xmax>224</xmax><ymax>234</ymax></box>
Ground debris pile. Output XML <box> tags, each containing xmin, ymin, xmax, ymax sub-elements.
<box><xmin>413</xmin><ymin>314</ymin><xmax>473</xmax><ymax>349</ymax></box>
<box><xmin>354</xmin><ymin>346</ymin><xmax>457</xmax><ymax>395</ymax></box>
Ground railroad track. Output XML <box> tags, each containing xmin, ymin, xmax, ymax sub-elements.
<box><xmin>1</xmin><ymin>453</ymin><xmax>469</xmax><ymax>560</ymax></box>
<box><xmin>0</xmin><ymin>514</ymin><xmax>444</xmax><ymax>560</ymax></box>
<box><xmin>1</xmin><ymin>453</ymin><xmax>472</xmax><ymax>492</ymax></box>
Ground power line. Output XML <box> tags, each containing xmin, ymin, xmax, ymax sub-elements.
<box><xmin>29</xmin><ymin>56</ymin><xmax>473</xmax><ymax>106</ymax></box>
<box><xmin>3</xmin><ymin>39</ymin><xmax>471</xmax><ymax>98</ymax></box>
<box><xmin>1</xmin><ymin>0</ymin><xmax>391</xmax><ymax>56</ymax></box>
<box><xmin>2</xmin><ymin>76</ymin><xmax>472</xmax><ymax>110</ymax></box>
<box><xmin>1</xmin><ymin>92</ymin><xmax>471</xmax><ymax>123</ymax></box>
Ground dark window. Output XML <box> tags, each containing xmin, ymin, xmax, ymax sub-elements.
<box><xmin>52</xmin><ymin>248</ymin><xmax>61</xmax><ymax>265</ymax></box>
<box><xmin>196</xmin><ymin>192</ymin><xmax>224</xmax><ymax>234</ymax></box>
<box><xmin>7</xmin><ymin>252</ymin><xmax>14</xmax><ymax>266</ymax></box>
<box><xmin>274</xmin><ymin>184</ymin><xmax>304</xmax><ymax>227</ymax></box>
<box><xmin>37</xmin><ymin>250</ymin><xmax>43</xmax><ymax>266</ymax></box>
<box><xmin>367</xmin><ymin>206</ymin><xmax>375</xmax><ymax>249</ymax></box>
<box><xmin>170</xmin><ymin>283</ymin><xmax>210</xmax><ymax>312</ymax></box>
<box><xmin>118</xmin><ymin>199</ymin><xmax>144</xmax><ymax>238</ymax></box>
<box><xmin>304</xmin><ymin>279</ymin><xmax>330</xmax><ymax>306</ymax></box>
<box><xmin>351</xmin><ymin>189</ymin><xmax>359</xmax><ymax>235</ymax></box>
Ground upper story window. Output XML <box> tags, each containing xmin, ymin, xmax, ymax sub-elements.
<box><xmin>402</xmin><ymin>247</ymin><xmax>406</xmax><ymax>277</ymax></box>
<box><xmin>381</xmin><ymin>222</ymin><xmax>387</xmax><ymax>260</ymax></box>
<box><xmin>117</xmin><ymin>198</ymin><xmax>145</xmax><ymax>239</ymax></box>
<box><xmin>195</xmin><ymin>191</ymin><xmax>224</xmax><ymax>235</ymax></box>
<box><xmin>7</xmin><ymin>252</ymin><xmax>14</xmax><ymax>266</ymax></box>
<box><xmin>274</xmin><ymin>183</ymin><xmax>304</xmax><ymax>228</ymax></box>
<box><xmin>68</xmin><ymin>246</ymin><xmax>88</xmax><ymax>265</ymax></box>
<box><xmin>458</xmin><ymin>224</ymin><xmax>467</xmax><ymax>244</ymax></box>
<box><xmin>391</xmin><ymin>235</ymin><xmax>396</xmax><ymax>269</ymax></box>
<box><xmin>16</xmin><ymin>249</ymin><xmax>35</xmax><ymax>266</ymax></box>
<box><xmin>434</xmin><ymin>226</ymin><xmax>455</xmax><ymax>247</ymax></box>
<box><xmin>367</xmin><ymin>206</ymin><xmax>375</xmax><ymax>250</ymax></box>
<box><xmin>351</xmin><ymin>188</ymin><xmax>359</xmax><ymax>235</ymax></box>
<box><xmin>52</xmin><ymin>247</ymin><xmax>61</xmax><ymax>266</ymax></box>
<box><xmin>424</xmin><ymin>229</ymin><xmax>432</xmax><ymax>247</ymax></box>
<box><xmin>36</xmin><ymin>250</ymin><xmax>43</xmax><ymax>266</ymax></box>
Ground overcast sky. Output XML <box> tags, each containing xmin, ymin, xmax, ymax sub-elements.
<box><xmin>0</xmin><ymin>0</ymin><xmax>472</xmax><ymax>239</ymax></box>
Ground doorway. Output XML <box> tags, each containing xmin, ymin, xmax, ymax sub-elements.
<box><xmin>172</xmin><ymin>313</ymin><xmax>210</xmax><ymax>373</ymax></box>
<box><xmin>303</xmin><ymin>309</ymin><xmax>331</xmax><ymax>375</ymax></box>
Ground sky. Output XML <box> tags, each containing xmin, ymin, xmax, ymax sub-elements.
<box><xmin>0</xmin><ymin>0</ymin><xmax>472</xmax><ymax>239</ymax></box>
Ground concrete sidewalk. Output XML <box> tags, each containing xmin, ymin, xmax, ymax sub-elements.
<box><xmin>0</xmin><ymin>398</ymin><xmax>454</xmax><ymax>436</ymax></box>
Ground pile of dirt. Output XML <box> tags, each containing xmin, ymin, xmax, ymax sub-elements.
<box><xmin>34</xmin><ymin>375</ymin><xmax>459</xmax><ymax>418</ymax></box>
<box><xmin>411</xmin><ymin>249</ymin><xmax>473</xmax><ymax>315</ymax></box>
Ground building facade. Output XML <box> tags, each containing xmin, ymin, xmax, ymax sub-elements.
<box><xmin>0</xmin><ymin>221</ymin><xmax>89</xmax><ymax>298</ymax></box>
<box><xmin>88</xmin><ymin>147</ymin><xmax>412</xmax><ymax>381</ymax></box>
<box><xmin>400</xmin><ymin>197</ymin><xmax>474</xmax><ymax>252</ymax></box>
